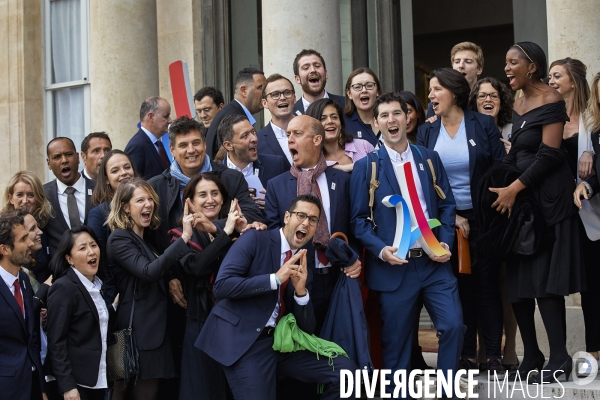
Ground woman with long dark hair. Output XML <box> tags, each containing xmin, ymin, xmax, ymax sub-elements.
<box><xmin>397</xmin><ymin>91</ymin><xmax>425</xmax><ymax>144</ymax></box>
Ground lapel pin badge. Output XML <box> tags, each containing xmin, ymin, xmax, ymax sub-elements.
<box><xmin>419</xmin><ymin>163</ymin><xmax>424</xmax><ymax>171</ymax></box>
<box><xmin>254</xmin><ymin>168</ymin><xmax>259</xmax><ymax>176</ymax></box>
<box><xmin>521</xmin><ymin>121</ymin><xmax>526</xmax><ymax>128</ymax></box>
<box><xmin>88</xmin><ymin>189</ymin><xmax>93</xmax><ymax>195</ymax></box>
<box><xmin>331</xmin><ymin>182</ymin><xmax>336</xmax><ymax>190</ymax></box>
<box><xmin>357</xmin><ymin>131</ymin><xmax>362</xmax><ymax>138</ymax></box>
<box><xmin>295</xmin><ymin>110</ymin><xmax>302</xmax><ymax>116</ymax></box>
<box><xmin>469</xmin><ymin>139</ymin><xmax>476</xmax><ymax>146</ymax></box>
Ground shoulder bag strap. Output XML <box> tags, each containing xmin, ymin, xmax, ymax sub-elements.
<box><xmin>410</xmin><ymin>144</ymin><xmax>446</xmax><ymax>200</ymax></box>
<box><xmin>366</xmin><ymin>152</ymin><xmax>380</xmax><ymax>229</ymax></box>
<box><xmin>128</xmin><ymin>279</ymin><xmax>137</xmax><ymax>330</ymax></box>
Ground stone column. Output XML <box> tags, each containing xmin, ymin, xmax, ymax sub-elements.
<box><xmin>547</xmin><ymin>0</ymin><xmax>600</xmax><ymax>79</ymax></box>
<box><xmin>89</xmin><ymin>0</ymin><xmax>160</xmax><ymax>150</ymax></box>
<box><xmin>261</xmin><ymin>0</ymin><xmax>343</xmax><ymax>99</ymax></box>
<box><xmin>0</xmin><ymin>0</ymin><xmax>45</xmax><ymax>186</ymax></box>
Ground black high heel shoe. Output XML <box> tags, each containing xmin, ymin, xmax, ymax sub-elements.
<box><xmin>528</xmin><ymin>358</ymin><xmax>572</xmax><ymax>384</ymax></box>
<box><xmin>508</xmin><ymin>352</ymin><xmax>546</xmax><ymax>381</ymax></box>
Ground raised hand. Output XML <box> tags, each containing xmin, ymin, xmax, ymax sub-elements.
<box><xmin>232</xmin><ymin>199</ymin><xmax>248</xmax><ymax>233</ymax></box>
<box><xmin>275</xmin><ymin>249</ymin><xmax>306</xmax><ymax>285</ymax></box>
<box><xmin>181</xmin><ymin>199</ymin><xmax>194</xmax><ymax>243</ymax></box>
<box><xmin>290</xmin><ymin>250</ymin><xmax>308</xmax><ymax>296</ymax></box>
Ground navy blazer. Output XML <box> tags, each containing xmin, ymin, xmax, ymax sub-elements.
<box><xmin>0</xmin><ymin>271</ymin><xmax>44</xmax><ymax>399</ymax></box>
<box><xmin>257</xmin><ymin>123</ymin><xmax>292</xmax><ymax>170</ymax></box>
<box><xmin>206</xmin><ymin>101</ymin><xmax>246</xmax><ymax>160</ymax></box>
<box><xmin>292</xmin><ymin>92</ymin><xmax>346</xmax><ymax>116</ymax></box>
<box><xmin>43</xmin><ymin>177</ymin><xmax>96</xmax><ymax>258</ymax></box>
<box><xmin>196</xmin><ymin>229</ymin><xmax>315</xmax><ymax>367</ymax></box>
<box><xmin>585</xmin><ymin>130</ymin><xmax>600</xmax><ymax>193</ymax></box>
<box><xmin>350</xmin><ymin>145</ymin><xmax>456</xmax><ymax>292</ymax></box>
<box><xmin>124</xmin><ymin>128</ymin><xmax>169</xmax><ymax>180</ymax></box>
<box><xmin>218</xmin><ymin>154</ymin><xmax>288</xmax><ymax>189</ymax></box>
<box><xmin>417</xmin><ymin>108</ymin><xmax>504</xmax><ymax>209</ymax></box>
<box><xmin>264</xmin><ymin>167</ymin><xmax>352</xmax><ymax>270</ymax></box>
<box><xmin>344</xmin><ymin>111</ymin><xmax>378</xmax><ymax>147</ymax></box>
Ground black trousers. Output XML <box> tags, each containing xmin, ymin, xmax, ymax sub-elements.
<box><xmin>451</xmin><ymin>208</ymin><xmax>503</xmax><ymax>359</ymax></box>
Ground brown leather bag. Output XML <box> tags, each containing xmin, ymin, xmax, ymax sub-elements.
<box><xmin>456</xmin><ymin>229</ymin><xmax>471</xmax><ymax>274</ymax></box>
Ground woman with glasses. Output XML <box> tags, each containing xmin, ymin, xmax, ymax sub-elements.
<box><xmin>468</xmin><ymin>77</ymin><xmax>515</xmax><ymax>153</ymax></box>
<box><xmin>306</xmin><ymin>98</ymin><xmax>374</xmax><ymax>173</ymax></box>
<box><xmin>343</xmin><ymin>68</ymin><xmax>381</xmax><ymax>147</ymax></box>
<box><xmin>418</xmin><ymin>68</ymin><xmax>505</xmax><ymax>376</ymax></box>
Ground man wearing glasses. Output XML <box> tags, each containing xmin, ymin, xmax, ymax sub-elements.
<box><xmin>265</xmin><ymin>115</ymin><xmax>361</xmax><ymax>336</ymax></box>
<box><xmin>257</xmin><ymin>74</ymin><xmax>297</xmax><ymax>169</ymax></box>
<box><xmin>193</xmin><ymin>86</ymin><xmax>224</xmax><ymax>134</ymax></box>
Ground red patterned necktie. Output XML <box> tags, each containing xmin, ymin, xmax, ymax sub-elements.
<box><xmin>310</xmin><ymin>179</ymin><xmax>330</xmax><ymax>267</ymax></box>
<box><xmin>13</xmin><ymin>279</ymin><xmax>24</xmax><ymax>317</ymax></box>
<box><xmin>276</xmin><ymin>250</ymin><xmax>292</xmax><ymax>323</ymax></box>
<box><xmin>155</xmin><ymin>140</ymin><xmax>170</xmax><ymax>168</ymax></box>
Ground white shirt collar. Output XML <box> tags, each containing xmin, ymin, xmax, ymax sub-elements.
<box><xmin>0</xmin><ymin>265</ymin><xmax>18</xmax><ymax>292</ymax></box>
<box><xmin>383</xmin><ymin>142</ymin><xmax>412</xmax><ymax>163</ymax></box>
<box><xmin>226</xmin><ymin>154</ymin><xmax>254</xmax><ymax>177</ymax></box>
<box><xmin>140</xmin><ymin>126</ymin><xmax>160</xmax><ymax>143</ymax></box>
<box><xmin>279</xmin><ymin>228</ymin><xmax>299</xmax><ymax>256</ymax></box>
<box><xmin>71</xmin><ymin>267</ymin><xmax>102</xmax><ymax>291</ymax></box>
<box><xmin>271</xmin><ymin>121</ymin><xmax>287</xmax><ymax>139</ymax></box>
<box><xmin>56</xmin><ymin>173</ymin><xmax>86</xmax><ymax>195</ymax></box>
<box><xmin>301</xmin><ymin>92</ymin><xmax>329</xmax><ymax>112</ymax></box>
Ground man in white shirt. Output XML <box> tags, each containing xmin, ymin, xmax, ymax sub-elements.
<box><xmin>43</xmin><ymin>137</ymin><xmax>96</xmax><ymax>256</ymax></box>
<box><xmin>350</xmin><ymin>92</ymin><xmax>463</xmax><ymax>394</ymax></box>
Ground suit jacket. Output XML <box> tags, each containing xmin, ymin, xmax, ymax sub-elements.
<box><xmin>257</xmin><ymin>123</ymin><xmax>292</xmax><ymax>170</ymax></box>
<box><xmin>264</xmin><ymin>167</ymin><xmax>352</xmax><ymax>272</ymax></box>
<box><xmin>349</xmin><ymin>144</ymin><xmax>456</xmax><ymax>292</ymax></box>
<box><xmin>218</xmin><ymin>154</ymin><xmax>288</xmax><ymax>189</ymax></box>
<box><xmin>107</xmin><ymin>229</ymin><xmax>190</xmax><ymax>351</ymax></box>
<box><xmin>46</xmin><ymin>268</ymin><xmax>115</xmax><ymax>394</ymax></box>
<box><xmin>124</xmin><ymin>128</ymin><xmax>169</xmax><ymax>180</ymax></box>
<box><xmin>417</xmin><ymin>108</ymin><xmax>504</xmax><ymax>208</ymax></box>
<box><xmin>206</xmin><ymin>101</ymin><xmax>246</xmax><ymax>159</ymax></box>
<box><xmin>0</xmin><ymin>270</ymin><xmax>44</xmax><ymax>400</ymax></box>
<box><xmin>586</xmin><ymin>129</ymin><xmax>600</xmax><ymax>193</ymax></box>
<box><xmin>292</xmin><ymin>92</ymin><xmax>346</xmax><ymax>116</ymax></box>
<box><xmin>43</xmin><ymin>177</ymin><xmax>96</xmax><ymax>258</ymax></box>
<box><xmin>196</xmin><ymin>229</ymin><xmax>315</xmax><ymax>366</ymax></box>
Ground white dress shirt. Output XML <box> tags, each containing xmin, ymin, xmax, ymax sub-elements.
<box><xmin>71</xmin><ymin>268</ymin><xmax>108</xmax><ymax>389</ymax></box>
<box><xmin>141</xmin><ymin>126</ymin><xmax>162</xmax><ymax>156</ymax></box>
<box><xmin>226</xmin><ymin>154</ymin><xmax>254</xmax><ymax>177</ymax></box>
<box><xmin>0</xmin><ymin>265</ymin><xmax>25</xmax><ymax>318</ymax></box>
<box><xmin>266</xmin><ymin>229</ymin><xmax>310</xmax><ymax>327</ymax></box>
<box><xmin>56</xmin><ymin>175</ymin><xmax>86</xmax><ymax>228</ymax></box>
<box><xmin>300</xmin><ymin>92</ymin><xmax>330</xmax><ymax>113</ymax></box>
<box><xmin>270</xmin><ymin>122</ymin><xmax>293</xmax><ymax>165</ymax></box>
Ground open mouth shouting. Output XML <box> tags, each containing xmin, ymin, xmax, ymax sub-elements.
<box><xmin>140</xmin><ymin>210</ymin><xmax>152</xmax><ymax>224</ymax></box>
<box><xmin>430</xmin><ymin>102</ymin><xmax>440</xmax><ymax>112</ymax></box>
<box><xmin>294</xmin><ymin>227</ymin><xmax>308</xmax><ymax>245</ymax></box>
<box><xmin>289</xmin><ymin>148</ymin><xmax>299</xmax><ymax>163</ymax></box>
<box><xmin>507</xmin><ymin>75</ymin><xmax>516</xmax><ymax>87</ymax></box>
<box><xmin>359</xmin><ymin>95</ymin><xmax>371</xmax><ymax>107</ymax></box>
<box><xmin>61</xmin><ymin>166</ymin><xmax>73</xmax><ymax>180</ymax></box>
<box><xmin>87</xmin><ymin>257</ymin><xmax>98</xmax><ymax>269</ymax></box>
<box><xmin>387</xmin><ymin>125</ymin><xmax>401</xmax><ymax>140</ymax></box>
<box><xmin>277</xmin><ymin>100</ymin><xmax>291</xmax><ymax>112</ymax></box>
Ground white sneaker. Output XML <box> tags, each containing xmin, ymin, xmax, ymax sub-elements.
<box><xmin>577</xmin><ymin>358</ymin><xmax>599</xmax><ymax>378</ymax></box>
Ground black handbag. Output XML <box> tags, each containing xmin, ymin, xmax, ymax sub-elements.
<box><xmin>107</xmin><ymin>279</ymin><xmax>139</xmax><ymax>383</ymax></box>
<box><xmin>511</xmin><ymin>210</ymin><xmax>540</xmax><ymax>256</ymax></box>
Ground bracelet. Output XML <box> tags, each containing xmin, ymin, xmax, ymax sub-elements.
<box><xmin>294</xmin><ymin>290</ymin><xmax>307</xmax><ymax>298</ymax></box>
<box><xmin>583</xmin><ymin>150</ymin><xmax>595</xmax><ymax>156</ymax></box>
<box><xmin>274</xmin><ymin>274</ymin><xmax>282</xmax><ymax>287</ymax></box>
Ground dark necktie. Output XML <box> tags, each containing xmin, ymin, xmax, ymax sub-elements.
<box><xmin>64</xmin><ymin>187</ymin><xmax>81</xmax><ymax>228</ymax></box>
<box><xmin>155</xmin><ymin>140</ymin><xmax>170</xmax><ymax>168</ymax></box>
<box><xmin>13</xmin><ymin>279</ymin><xmax>24</xmax><ymax>318</ymax></box>
<box><xmin>276</xmin><ymin>250</ymin><xmax>292</xmax><ymax>323</ymax></box>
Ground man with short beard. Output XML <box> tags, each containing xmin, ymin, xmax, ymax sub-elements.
<box><xmin>292</xmin><ymin>49</ymin><xmax>345</xmax><ymax>115</ymax></box>
<box><xmin>0</xmin><ymin>213</ymin><xmax>46</xmax><ymax>400</ymax></box>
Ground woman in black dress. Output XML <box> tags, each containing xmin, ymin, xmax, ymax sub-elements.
<box><xmin>489</xmin><ymin>41</ymin><xmax>583</xmax><ymax>384</ymax></box>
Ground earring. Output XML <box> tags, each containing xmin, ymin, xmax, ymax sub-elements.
<box><xmin>526</xmin><ymin>72</ymin><xmax>532</xmax><ymax>80</ymax></box>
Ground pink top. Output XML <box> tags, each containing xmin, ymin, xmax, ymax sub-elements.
<box><xmin>345</xmin><ymin>138</ymin><xmax>375</xmax><ymax>162</ymax></box>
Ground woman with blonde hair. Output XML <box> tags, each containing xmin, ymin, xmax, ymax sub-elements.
<box><xmin>2</xmin><ymin>171</ymin><xmax>54</xmax><ymax>281</ymax></box>
<box><xmin>107</xmin><ymin>177</ymin><xmax>194</xmax><ymax>400</ymax></box>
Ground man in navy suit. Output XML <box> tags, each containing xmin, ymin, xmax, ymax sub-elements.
<box><xmin>350</xmin><ymin>93</ymin><xmax>464</xmax><ymax>390</ymax></box>
<box><xmin>218</xmin><ymin>114</ymin><xmax>287</xmax><ymax>212</ymax></box>
<box><xmin>292</xmin><ymin>49</ymin><xmax>345</xmax><ymax>116</ymax></box>
<box><xmin>265</xmin><ymin>115</ymin><xmax>360</xmax><ymax>334</ymax></box>
<box><xmin>257</xmin><ymin>73</ymin><xmax>297</xmax><ymax>169</ymax></box>
<box><xmin>0</xmin><ymin>213</ymin><xmax>45</xmax><ymax>400</ymax></box>
<box><xmin>206</xmin><ymin>68</ymin><xmax>266</xmax><ymax>159</ymax></box>
<box><xmin>124</xmin><ymin>96</ymin><xmax>173</xmax><ymax>179</ymax></box>
<box><xmin>197</xmin><ymin>194</ymin><xmax>356</xmax><ymax>400</ymax></box>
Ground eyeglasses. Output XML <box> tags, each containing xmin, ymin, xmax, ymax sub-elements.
<box><xmin>476</xmin><ymin>92</ymin><xmax>500</xmax><ymax>100</ymax></box>
<box><xmin>290</xmin><ymin>211</ymin><xmax>319</xmax><ymax>226</ymax></box>
<box><xmin>350</xmin><ymin>82</ymin><xmax>377</xmax><ymax>92</ymax></box>
<box><xmin>266</xmin><ymin>89</ymin><xmax>295</xmax><ymax>100</ymax></box>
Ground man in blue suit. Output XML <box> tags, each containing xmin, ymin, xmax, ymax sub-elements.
<box><xmin>350</xmin><ymin>93</ymin><xmax>464</xmax><ymax>389</ymax></box>
<box><xmin>218</xmin><ymin>114</ymin><xmax>288</xmax><ymax>212</ymax></box>
<box><xmin>257</xmin><ymin>74</ymin><xmax>296</xmax><ymax>169</ymax></box>
<box><xmin>196</xmin><ymin>194</ymin><xmax>356</xmax><ymax>400</ymax></box>
<box><xmin>125</xmin><ymin>97</ymin><xmax>173</xmax><ymax>179</ymax></box>
<box><xmin>265</xmin><ymin>115</ymin><xmax>360</xmax><ymax>335</ymax></box>
<box><xmin>292</xmin><ymin>49</ymin><xmax>345</xmax><ymax>116</ymax></box>
<box><xmin>0</xmin><ymin>213</ymin><xmax>45</xmax><ymax>400</ymax></box>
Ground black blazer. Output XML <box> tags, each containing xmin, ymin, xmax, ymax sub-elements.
<box><xmin>107</xmin><ymin>229</ymin><xmax>190</xmax><ymax>351</ymax></box>
<box><xmin>0</xmin><ymin>271</ymin><xmax>44</xmax><ymax>400</ymax></box>
<box><xmin>586</xmin><ymin>130</ymin><xmax>600</xmax><ymax>193</ymax></box>
<box><xmin>257</xmin><ymin>123</ymin><xmax>292</xmax><ymax>170</ymax></box>
<box><xmin>46</xmin><ymin>268</ymin><xmax>115</xmax><ymax>394</ymax></box>
<box><xmin>124</xmin><ymin>128</ymin><xmax>169</xmax><ymax>180</ymax></box>
<box><xmin>417</xmin><ymin>108</ymin><xmax>504</xmax><ymax>208</ymax></box>
<box><xmin>43</xmin><ymin>177</ymin><xmax>96</xmax><ymax>258</ymax></box>
<box><xmin>292</xmin><ymin>92</ymin><xmax>346</xmax><ymax>116</ymax></box>
<box><xmin>206</xmin><ymin>101</ymin><xmax>246</xmax><ymax>159</ymax></box>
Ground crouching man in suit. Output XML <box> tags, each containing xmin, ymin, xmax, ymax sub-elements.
<box><xmin>196</xmin><ymin>194</ymin><xmax>356</xmax><ymax>399</ymax></box>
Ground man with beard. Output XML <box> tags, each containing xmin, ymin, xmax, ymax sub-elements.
<box><xmin>0</xmin><ymin>212</ymin><xmax>45</xmax><ymax>400</ymax></box>
<box><xmin>43</xmin><ymin>137</ymin><xmax>96</xmax><ymax>256</ymax></box>
<box><xmin>218</xmin><ymin>114</ymin><xmax>287</xmax><ymax>211</ymax></box>
<box><xmin>206</xmin><ymin>68</ymin><xmax>266</xmax><ymax>159</ymax></box>
<box><xmin>292</xmin><ymin>49</ymin><xmax>345</xmax><ymax>115</ymax></box>
<box><xmin>257</xmin><ymin>74</ymin><xmax>296</xmax><ymax>169</ymax></box>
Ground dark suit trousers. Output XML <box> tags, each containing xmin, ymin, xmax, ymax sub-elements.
<box><xmin>378</xmin><ymin>257</ymin><xmax>464</xmax><ymax>386</ymax></box>
<box><xmin>222</xmin><ymin>335</ymin><xmax>356</xmax><ymax>400</ymax></box>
